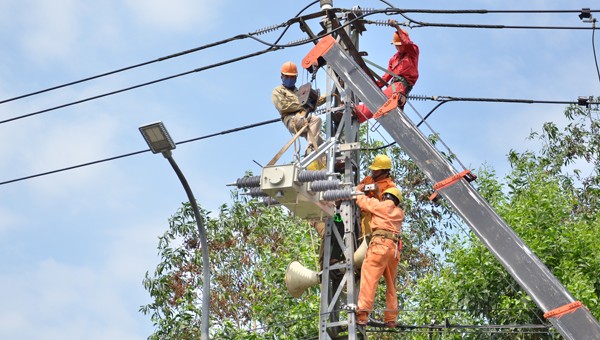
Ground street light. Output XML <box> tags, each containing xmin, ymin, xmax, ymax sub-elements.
<box><xmin>139</xmin><ymin>121</ymin><xmax>210</xmax><ymax>340</ymax></box>
<box><xmin>579</xmin><ymin>8</ymin><xmax>594</xmax><ymax>22</ymax></box>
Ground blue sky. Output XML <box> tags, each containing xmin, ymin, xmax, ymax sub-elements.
<box><xmin>0</xmin><ymin>1</ymin><xmax>598</xmax><ymax>339</ymax></box>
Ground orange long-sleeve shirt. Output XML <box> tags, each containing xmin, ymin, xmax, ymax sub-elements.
<box><xmin>358</xmin><ymin>176</ymin><xmax>396</xmax><ymax>201</ymax></box>
<box><xmin>356</xmin><ymin>195</ymin><xmax>404</xmax><ymax>234</ymax></box>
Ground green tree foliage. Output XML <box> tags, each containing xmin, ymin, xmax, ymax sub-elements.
<box><xmin>140</xmin><ymin>127</ymin><xmax>471</xmax><ymax>338</ymax></box>
<box><xmin>141</xmin><ymin>101</ymin><xmax>600</xmax><ymax>338</ymax></box>
<box><xmin>405</xmin><ymin>101</ymin><xmax>600</xmax><ymax>338</ymax></box>
<box><xmin>140</xmin><ymin>194</ymin><xmax>321</xmax><ymax>339</ymax></box>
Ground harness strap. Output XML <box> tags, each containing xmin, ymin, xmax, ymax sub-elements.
<box><xmin>429</xmin><ymin>169</ymin><xmax>475</xmax><ymax>201</ymax></box>
<box><xmin>372</xmin><ymin>229</ymin><xmax>399</xmax><ymax>241</ymax></box>
<box><xmin>268</xmin><ymin>124</ymin><xmax>308</xmax><ymax>166</ymax></box>
<box><xmin>544</xmin><ymin>301</ymin><xmax>584</xmax><ymax>319</ymax></box>
<box><xmin>364</xmin><ymin>58</ymin><xmax>413</xmax><ymax>94</ymax></box>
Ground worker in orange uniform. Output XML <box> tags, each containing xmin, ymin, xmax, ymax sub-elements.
<box><xmin>358</xmin><ymin>154</ymin><xmax>396</xmax><ymax>238</ymax></box>
<box><xmin>272</xmin><ymin>61</ymin><xmax>324</xmax><ymax>153</ymax></box>
<box><xmin>354</xmin><ymin>186</ymin><xmax>404</xmax><ymax>328</ymax></box>
<box><xmin>355</xmin><ymin>19</ymin><xmax>419</xmax><ymax>123</ymax></box>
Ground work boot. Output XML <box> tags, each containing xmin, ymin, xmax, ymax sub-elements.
<box><xmin>385</xmin><ymin>321</ymin><xmax>397</xmax><ymax>328</ymax></box>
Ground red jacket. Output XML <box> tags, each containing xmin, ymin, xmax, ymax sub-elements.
<box><xmin>356</xmin><ymin>195</ymin><xmax>404</xmax><ymax>234</ymax></box>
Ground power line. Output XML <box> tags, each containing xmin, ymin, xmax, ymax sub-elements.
<box><xmin>0</xmin><ymin>3</ymin><xmax>328</xmax><ymax>105</ymax></box>
<box><xmin>0</xmin><ymin>3</ymin><xmax>329</xmax><ymax>106</ymax></box>
<box><xmin>365</xmin><ymin>6</ymin><xmax>600</xmax><ymax>30</ymax></box>
<box><xmin>374</xmin><ymin>1</ymin><xmax>599</xmax><ymax>15</ymax></box>
<box><xmin>2</xmin><ymin>6</ymin><xmax>595</xmax><ymax>116</ymax></box>
<box><xmin>0</xmin><ymin>118</ymin><xmax>279</xmax><ymax>187</ymax></box>
<box><xmin>0</xmin><ymin>33</ymin><xmax>279</xmax><ymax>105</ymax></box>
<box><xmin>1</xmin><ymin>92</ymin><xmax>587</xmax><ymax>187</ymax></box>
<box><xmin>0</xmin><ymin>48</ymin><xmax>277</xmax><ymax>125</ymax></box>
<box><xmin>0</xmin><ymin>10</ymin><xmax>367</xmax><ymax>125</ymax></box>
<box><xmin>361</xmin><ymin>94</ymin><xmax>591</xmax><ymax>151</ymax></box>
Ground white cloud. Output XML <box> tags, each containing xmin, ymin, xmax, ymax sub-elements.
<box><xmin>0</xmin><ymin>206</ymin><xmax>23</xmax><ymax>236</ymax></box>
<box><xmin>0</xmin><ymin>221</ymin><xmax>161</xmax><ymax>340</ymax></box>
<box><xmin>19</xmin><ymin>0</ymin><xmax>83</xmax><ymax>63</ymax></box>
<box><xmin>19</xmin><ymin>113</ymin><xmax>120</xmax><ymax>199</ymax></box>
<box><xmin>125</xmin><ymin>0</ymin><xmax>221</xmax><ymax>32</ymax></box>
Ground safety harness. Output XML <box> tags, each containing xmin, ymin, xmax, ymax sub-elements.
<box><xmin>372</xmin><ymin>229</ymin><xmax>399</xmax><ymax>241</ymax></box>
<box><xmin>372</xmin><ymin>229</ymin><xmax>402</xmax><ymax>259</ymax></box>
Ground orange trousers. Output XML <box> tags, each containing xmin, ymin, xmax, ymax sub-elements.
<box><xmin>357</xmin><ymin>236</ymin><xmax>401</xmax><ymax>323</ymax></box>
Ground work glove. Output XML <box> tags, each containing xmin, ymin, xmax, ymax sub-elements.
<box><xmin>317</xmin><ymin>94</ymin><xmax>327</xmax><ymax>106</ymax></box>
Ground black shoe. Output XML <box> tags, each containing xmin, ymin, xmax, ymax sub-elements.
<box><xmin>334</xmin><ymin>160</ymin><xmax>345</xmax><ymax>172</ymax></box>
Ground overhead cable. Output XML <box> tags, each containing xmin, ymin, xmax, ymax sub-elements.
<box><xmin>0</xmin><ymin>48</ymin><xmax>277</xmax><ymax>125</ymax></box>
<box><xmin>2</xmin><ymin>7</ymin><xmax>596</xmax><ymax>126</ymax></box>
<box><xmin>0</xmin><ymin>1</ymin><xmax>324</xmax><ymax>105</ymax></box>
<box><xmin>2</xmin><ymin>6</ymin><xmax>597</xmax><ymax>108</ymax></box>
<box><xmin>0</xmin><ymin>28</ymin><xmax>287</xmax><ymax>106</ymax></box>
<box><xmin>0</xmin><ymin>118</ymin><xmax>279</xmax><ymax>187</ymax></box>
<box><xmin>0</xmin><ymin>92</ymin><xmax>590</xmax><ymax>186</ymax></box>
<box><xmin>361</xmin><ymin>95</ymin><xmax>589</xmax><ymax>152</ymax></box>
<box><xmin>0</xmin><ymin>9</ymin><xmax>369</xmax><ymax>126</ymax></box>
<box><xmin>371</xmin><ymin>6</ymin><xmax>600</xmax><ymax>15</ymax></box>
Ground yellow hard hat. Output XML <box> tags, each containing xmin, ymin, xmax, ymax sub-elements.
<box><xmin>369</xmin><ymin>154</ymin><xmax>392</xmax><ymax>170</ymax></box>
<box><xmin>383</xmin><ymin>187</ymin><xmax>402</xmax><ymax>204</ymax></box>
<box><xmin>281</xmin><ymin>61</ymin><xmax>298</xmax><ymax>76</ymax></box>
<box><xmin>307</xmin><ymin>159</ymin><xmax>325</xmax><ymax>171</ymax></box>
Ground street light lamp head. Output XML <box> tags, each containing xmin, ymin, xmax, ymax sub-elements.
<box><xmin>139</xmin><ymin>121</ymin><xmax>176</xmax><ymax>157</ymax></box>
<box><xmin>579</xmin><ymin>8</ymin><xmax>594</xmax><ymax>22</ymax></box>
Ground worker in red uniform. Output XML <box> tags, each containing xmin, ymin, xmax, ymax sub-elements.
<box><xmin>358</xmin><ymin>154</ymin><xmax>396</xmax><ymax>238</ymax></box>
<box><xmin>354</xmin><ymin>186</ymin><xmax>404</xmax><ymax>328</ymax></box>
<box><xmin>355</xmin><ymin>19</ymin><xmax>419</xmax><ymax>123</ymax></box>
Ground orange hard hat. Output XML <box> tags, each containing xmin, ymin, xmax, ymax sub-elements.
<box><xmin>392</xmin><ymin>32</ymin><xmax>402</xmax><ymax>45</ymax></box>
<box><xmin>281</xmin><ymin>61</ymin><xmax>298</xmax><ymax>76</ymax></box>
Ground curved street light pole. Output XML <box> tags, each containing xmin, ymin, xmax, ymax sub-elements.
<box><xmin>139</xmin><ymin>122</ymin><xmax>210</xmax><ymax>340</ymax></box>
